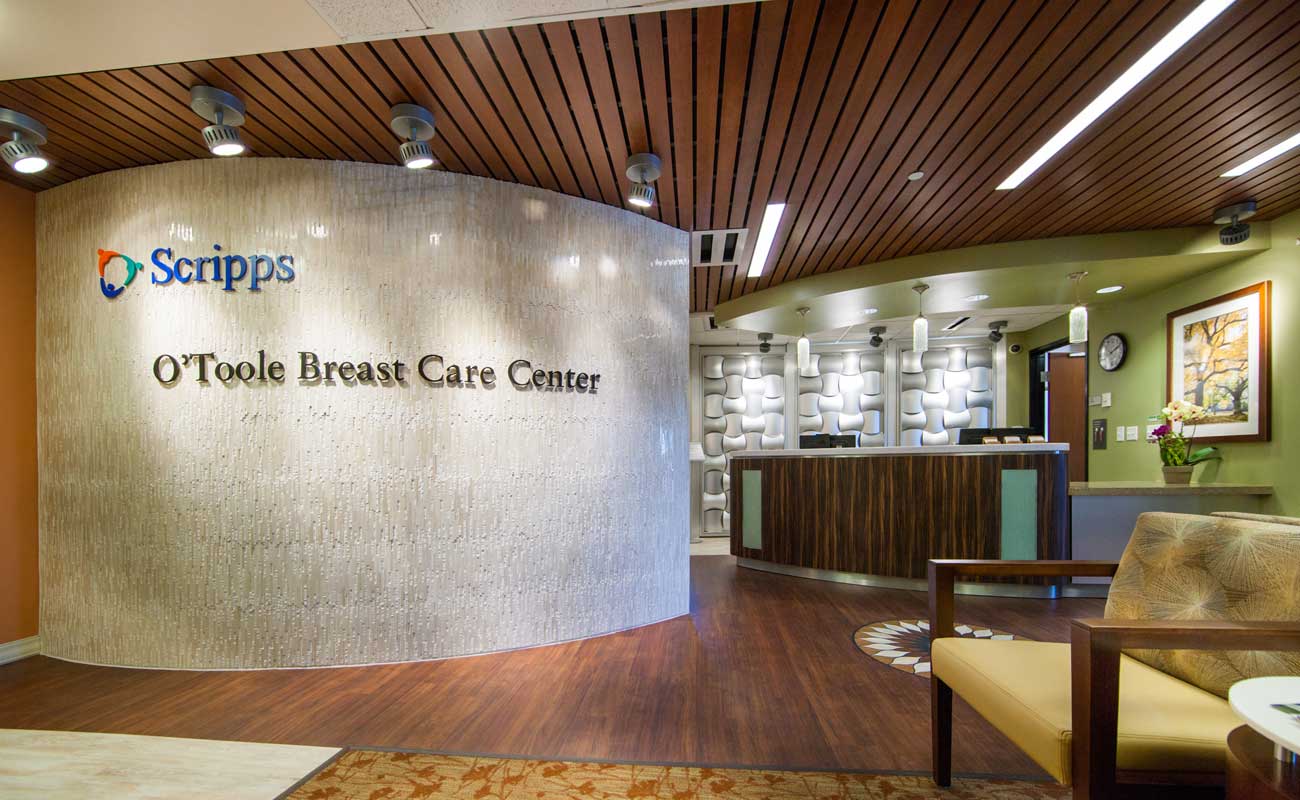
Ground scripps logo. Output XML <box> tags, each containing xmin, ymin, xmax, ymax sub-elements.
<box><xmin>97</xmin><ymin>249</ymin><xmax>142</xmax><ymax>299</ymax></box>
<box><xmin>96</xmin><ymin>244</ymin><xmax>296</xmax><ymax>299</ymax></box>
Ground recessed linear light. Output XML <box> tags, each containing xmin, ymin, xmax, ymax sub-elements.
<box><xmin>996</xmin><ymin>0</ymin><xmax>1234</xmax><ymax>191</ymax></box>
<box><xmin>747</xmin><ymin>203</ymin><xmax>786</xmax><ymax>278</ymax></box>
<box><xmin>964</xmin><ymin>293</ymin><xmax>990</xmax><ymax>302</ymax></box>
<box><xmin>1096</xmin><ymin>285</ymin><xmax>1124</xmax><ymax>294</ymax></box>
<box><xmin>1221</xmin><ymin>129</ymin><xmax>1300</xmax><ymax>177</ymax></box>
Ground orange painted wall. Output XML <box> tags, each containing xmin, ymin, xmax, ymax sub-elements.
<box><xmin>0</xmin><ymin>180</ymin><xmax>37</xmax><ymax>645</ymax></box>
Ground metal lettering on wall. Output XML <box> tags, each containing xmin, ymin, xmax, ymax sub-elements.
<box><xmin>152</xmin><ymin>351</ymin><xmax>602</xmax><ymax>391</ymax></box>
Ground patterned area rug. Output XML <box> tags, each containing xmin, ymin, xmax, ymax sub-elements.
<box><xmin>282</xmin><ymin>751</ymin><xmax>1068</xmax><ymax>799</ymax></box>
<box><xmin>854</xmin><ymin>619</ymin><xmax>1027</xmax><ymax>676</ymax></box>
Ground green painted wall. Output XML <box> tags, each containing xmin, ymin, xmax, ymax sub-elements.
<box><xmin>1085</xmin><ymin>208</ymin><xmax>1298</xmax><ymax>515</ymax></box>
<box><xmin>1005</xmin><ymin>315</ymin><xmax>1069</xmax><ymax>427</ymax></box>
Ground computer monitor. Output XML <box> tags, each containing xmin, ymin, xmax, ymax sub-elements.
<box><xmin>957</xmin><ymin>427</ymin><xmax>1036</xmax><ymax>445</ymax></box>
<box><xmin>828</xmin><ymin>434</ymin><xmax>858</xmax><ymax>448</ymax></box>
<box><xmin>799</xmin><ymin>433</ymin><xmax>831</xmax><ymax>449</ymax></box>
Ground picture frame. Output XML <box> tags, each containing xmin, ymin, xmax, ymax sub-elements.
<box><xmin>1166</xmin><ymin>281</ymin><xmax>1271</xmax><ymax>443</ymax></box>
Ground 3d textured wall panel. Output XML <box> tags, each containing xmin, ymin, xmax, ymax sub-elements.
<box><xmin>899</xmin><ymin>346</ymin><xmax>994</xmax><ymax>446</ymax></box>
<box><xmin>797</xmin><ymin>352</ymin><xmax>886</xmax><ymax>446</ymax></box>
<box><xmin>36</xmin><ymin>159</ymin><xmax>689</xmax><ymax>669</ymax></box>
<box><xmin>700</xmin><ymin>353</ymin><xmax>784</xmax><ymax>533</ymax></box>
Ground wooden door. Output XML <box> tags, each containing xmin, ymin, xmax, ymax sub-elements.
<box><xmin>1047</xmin><ymin>352</ymin><xmax>1087</xmax><ymax>482</ymax></box>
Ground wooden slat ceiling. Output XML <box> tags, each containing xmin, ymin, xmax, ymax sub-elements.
<box><xmin>4</xmin><ymin>0</ymin><xmax>1299</xmax><ymax>314</ymax></box>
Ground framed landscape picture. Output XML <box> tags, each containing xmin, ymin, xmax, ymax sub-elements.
<box><xmin>1166</xmin><ymin>281</ymin><xmax>1271</xmax><ymax>443</ymax></box>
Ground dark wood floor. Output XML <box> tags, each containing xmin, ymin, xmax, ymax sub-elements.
<box><xmin>0</xmin><ymin>556</ymin><xmax>1101</xmax><ymax>777</ymax></box>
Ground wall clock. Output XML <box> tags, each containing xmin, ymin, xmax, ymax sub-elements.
<box><xmin>1098</xmin><ymin>333</ymin><xmax>1127</xmax><ymax>372</ymax></box>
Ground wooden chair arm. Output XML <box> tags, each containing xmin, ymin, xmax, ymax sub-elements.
<box><xmin>927</xmin><ymin>560</ymin><xmax>1120</xmax><ymax>640</ymax></box>
<box><xmin>1071</xmin><ymin>618</ymin><xmax>1300</xmax><ymax>799</ymax></box>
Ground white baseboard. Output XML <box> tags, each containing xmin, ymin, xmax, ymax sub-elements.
<box><xmin>0</xmin><ymin>635</ymin><xmax>40</xmax><ymax>665</ymax></box>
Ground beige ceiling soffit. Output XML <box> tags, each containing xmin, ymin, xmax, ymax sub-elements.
<box><xmin>715</xmin><ymin>225</ymin><xmax>1271</xmax><ymax>337</ymax></box>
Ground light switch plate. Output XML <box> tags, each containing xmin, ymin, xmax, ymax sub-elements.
<box><xmin>1102</xmin><ymin>392</ymin><xmax>1112</xmax><ymax>408</ymax></box>
<box><xmin>1126</xmin><ymin>425</ymin><xmax>1139</xmax><ymax>441</ymax></box>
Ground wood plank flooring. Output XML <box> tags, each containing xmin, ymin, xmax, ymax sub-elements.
<box><xmin>0</xmin><ymin>556</ymin><xmax>1102</xmax><ymax>778</ymax></box>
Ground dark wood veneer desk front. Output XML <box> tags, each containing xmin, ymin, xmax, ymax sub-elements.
<box><xmin>729</xmin><ymin>444</ymin><xmax>1079</xmax><ymax>598</ymax></box>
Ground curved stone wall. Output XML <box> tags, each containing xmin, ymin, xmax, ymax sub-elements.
<box><xmin>36</xmin><ymin>159</ymin><xmax>689</xmax><ymax>669</ymax></box>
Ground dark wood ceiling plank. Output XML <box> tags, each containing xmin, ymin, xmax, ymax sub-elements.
<box><xmin>1147</xmin><ymin>149</ymin><xmax>1300</xmax><ymax>229</ymax></box>
<box><xmin>427</xmin><ymin>33</ymin><xmax>545</xmax><ymax>188</ymax></box>
<box><xmin>711</xmin><ymin>3</ymin><xmax>754</xmax><ymax>233</ymax></box>
<box><xmin>902</xmin><ymin>1</ymin><xmax>1187</xmax><ymax>259</ymax></box>
<box><xmin>399</xmin><ymin>37</ymin><xmax>520</xmax><ymax>182</ymax></box>
<box><xmin>514</xmin><ymin>24</ymin><xmax>620</xmax><ymax>205</ymax></box>
<box><xmin>352</xmin><ymin>40</ymin><xmax>473</xmax><ymax>174</ymax></box>
<box><xmin>723</xmin><ymin>1</ymin><xmax>789</xmax><ymax>304</ymax></box>
<box><xmin>632</xmin><ymin>13</ymin><xmax>682</xmax><ymax>229</ymax></box>
<box><xmin>855</xmin><ymin>1</ymin><xmax>1126</xmax><ymax>265</ymax></box>
<box><xmin>457</xmin><ymin>31</ymin><xmax>574</xmax><ymax>196</ymax></box>
<box><xmin>0</xmin><ymin>83</ymin><xmax>133</xmax><ymax>174</ymax></box>
<box><xmin>56</xmin><ymin>72</ymin><xmax>208</xmax><ymax>162</ymax></box>
<box><xmin>605</xmin><ymin>15</ymin><xmax>670</xmax><ymax>226</ymax></box>
<box><xmin>772</xmin><ymin>0</ymin><xmax>979</xmax><ymax>290</ymax></box>
<box><xmin>229</xmin><ymin>54</ymin><xmax>373</xmax><ymax>163</ymax></box>
<box><xmin>665</xmin><ymin>10</ymin><xmax>696</xmax><ymax>230</ymax></box>
<box><xmin>146</xmin><ymin>62</ymin><xmax>308</xmax><ymax>159</ymax></box>
<box><xmin>542</xmin><ymin>21</ymin><xmax>623</xmax><ymax>205</ymax></box>
<box><xmin>693</xmin><ymin>6</ymin><xmax>724</xmax><ymax>232</ymax></box>
<box><xmin>798</xmin><ymin>0</ymin><xmax>1024</xmax><ymax>278</ymax></box>
<box><xmin>572</xmin><ymin>18</ymin><xmax>633</xmax><ymax>208</ymax></box>
<box><xmin>260</xmin><ymin>51</ymin><xmax>394</xmax><ymax>164</ymax></box>
<box><xmin>770</xmin><ymin>0</ymin><xmax>944</xmax><ymax>280</ymax></box>
<box><xmin>967</xmin><ymin>0</ymin><xmax>1295</xmax><ymax>246</ymax></box>
<box><xmin>24</xmin><ymin>75</ymin><xmax>195</xmax><ymax>163</ymax></box>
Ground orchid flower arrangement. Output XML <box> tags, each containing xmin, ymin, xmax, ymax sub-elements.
<box><xmin>1148</xmin><ymin>400</ymin><xmax>1220</xmax><ymax>467</ymax></box>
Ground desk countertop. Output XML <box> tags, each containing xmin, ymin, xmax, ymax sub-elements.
<box><xmin>1069</xmin><ymin>481</ymin><xmax>1273</xmax><ymax>497</ymax></box>
<box><xmin>730</xmin><ymin>443</ymin><xmax>1069</xmax><ymax>459</ymax></box>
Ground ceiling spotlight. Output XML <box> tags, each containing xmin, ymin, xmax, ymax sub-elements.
<box><xmin>964</xmin><ymin>293</ymin><xmax>990</xmax><ymax>302</ymax></box>
<box><xmin>1214</xmin><ymin>201</ymin><xmax>1256</xmax><ymax>245</ymax></box>
<box><xmin>625</xmin><ymin>152</ymin><xmax>662</xmax><ymax>208</ymax></box>
<box><xmin>868</xmin><ymin>326</ymin><xmax>886</xmax><ymax>348</ymax></box>
<box><xmin>907</xmin><ymin>171</ymin><xmax>924</xmax><ymax>181</ymax></box>
<box><xmin>758</xmin><ymin>332</ymin><xmax>773</xmax><ymax>354</ymax></box>
<box><xmin>863</xmin><ymin>307</ymin><xmax>879</xmax><ymax>315</ymax></box>
<box><xmin>1096</xmin><ymin>285</ymin><xmax>1124</xmax><ymax>294</ymax></box>
<box><xmin>189</xmin><ymin>86</ymin><xmax>247</xmax><ymax>156</ymax></box>
<box><xmin>390</xmin><ymin>103</ymin><xmax>437</xmax><ymax>169</ymax></box>
<box><xmin>988</xmin><ymin>320</ymin><xmax>1008</xmax><ymax>343</ymax></box>
<box><xmin>0</xmin><ymin>109</ymin><xmax>50</xmax><ymax>174</ymax></box>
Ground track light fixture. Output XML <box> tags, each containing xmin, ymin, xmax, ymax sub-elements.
<box><xmin>758</xmin><ymin>332</ymin><xmax>773</xmax><ymax>354</ymax></box>
<box><xmin>0</xmin><ymin>109</ymin><xmax>50</xmax><ymax>174</ymax></box>
<box><xmin>988</xmin><ymin>320</ymin><xmax>1008</xmax><ymax>344</ymax></box>
<box><xmin>190</xmin><ymin>86</ymin><xmax>247</xmax><ymax>157</ymax></box>
<box><xmin>389</xmin><ymin>104</ymin><xmax>437</xmax><ymax>169</ymax></box>
<box><xmin>868</xmin><ymin>327</ymin><xmax>886</xmax><ymax>348</ymax></box>
<box><xmin>1214</xmin><ymin>201</ymin><xmax>1256</xmax><ymax>246</ymax></box>
<box><xmin>625</xmin><ymin>153</ymin><xmax>662</xmax><ymax>208</ymax></box>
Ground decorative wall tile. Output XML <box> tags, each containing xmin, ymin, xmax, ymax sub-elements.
<box><xmin>899</xmin><ymin>346</ymin><xmax>994</xmax><ymax>446</ymax></box>
<box><xmin>797</xmin><ymin>351</ymin><xmax>886</xmax><ymax>446</ymax></box>
<box><xmin>700</xmin><ymin>353</ymin><xmax>784</xmax><ymax>533</ymax></box>
<box><xmin>36</xmin><ymin>159</ymin><xmax>690</xmax><ymax>669</ymax></box>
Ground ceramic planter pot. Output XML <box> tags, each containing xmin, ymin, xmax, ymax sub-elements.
<box><xmin>1162</xmin><ymin>465</ymin><xmax>1195</xmax><ymax>484</ymax></box>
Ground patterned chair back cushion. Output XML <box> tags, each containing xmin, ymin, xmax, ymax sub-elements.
<box><xmin>1105</xmin><ymin>512</ymin><xmax>1300</xmax><ymax>698</ymax></box>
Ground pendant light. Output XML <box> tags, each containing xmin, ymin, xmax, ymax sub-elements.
<box><xmin>1068</xmin><ymin>271</ymin><xmax>1088</xmax><ymax>345</ymax></box>
<box><xmin>796</xmin><ymin>307</ymin><xmax>811</xmax><ymax>372</ymax></box>
<box><xmin>912</xmin><ymin>283</ymin><xmax>929</xmax><ymax>353</ymax></box>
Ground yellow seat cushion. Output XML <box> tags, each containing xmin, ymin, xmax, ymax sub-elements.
<box><xmin>932</xmin><ymin>638</ymin><xmax>1240</xmax><ymax>784</ymax></box>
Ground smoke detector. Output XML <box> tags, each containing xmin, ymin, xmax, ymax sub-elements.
<box><xmin>1214</xmin><ymin>201</ymin><xmax>1256</xmax><ymax>245</ymax></box>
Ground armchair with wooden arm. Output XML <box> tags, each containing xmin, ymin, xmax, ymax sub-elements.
<box><xmin>928</xmin><ymin>557</ymin><xmax>1300</xmax><ymax>800</ymax></box>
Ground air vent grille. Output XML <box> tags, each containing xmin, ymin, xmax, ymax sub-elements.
<box><xmin>691</xmin><ymin>228</ymin><xmax>748</xmax><ymax>267</ymax></box>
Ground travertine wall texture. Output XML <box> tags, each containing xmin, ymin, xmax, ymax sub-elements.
<box><xmin>37</xmin><ymin>159</ymin><xmax>689</xmax><ymax>669</ymax></box>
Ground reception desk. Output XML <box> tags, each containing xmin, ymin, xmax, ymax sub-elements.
<box><xmin>729</xmin><ymin>444</ymin><xmax>1074</xmax><ymax>597</ymax></box>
